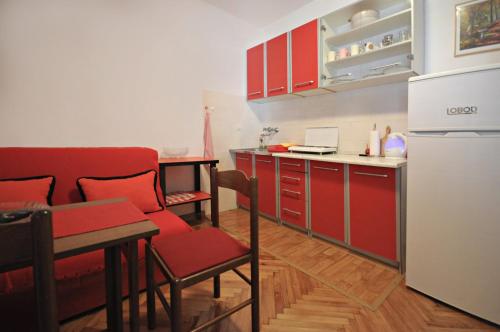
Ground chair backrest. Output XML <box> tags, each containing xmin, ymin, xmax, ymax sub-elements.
<box><xmin>210</xmin><ymin>168</ymin><xmax>258</xmax><ymax>254</ymax></box>
<box><xmin>0</xmin><ymin>207</ymin><xmax>59</xmax><ymax>331</ymax></box>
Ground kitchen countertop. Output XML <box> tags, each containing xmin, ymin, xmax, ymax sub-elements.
<box><xmin>230</xmin><ymin>148</ymin><xmax>407</xmax><ymax>168</ymax></box>
<box><xmin>272</xmin><ymin>152</ymin><xmax>407</xmax><ymax>168</ymax></box>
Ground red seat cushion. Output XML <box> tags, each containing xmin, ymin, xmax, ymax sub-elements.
<box><xmin>154</xmin><ymin>227</ymin><xmax>250</xmax><ymax>278</ymax></box>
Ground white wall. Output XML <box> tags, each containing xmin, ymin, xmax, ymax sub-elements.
<box><xmin>0</xmin><ymin>0</ymin><xmax>254</xmax><ymax>151</ymax></box>
<box><xmin>424</xmin><ymin>0</ymin><xmax>500</xmax><ymax>73</ymax></box>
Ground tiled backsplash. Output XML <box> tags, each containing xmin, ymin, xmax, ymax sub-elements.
<box><xmin>249</xmin><ymin>82</ymin><xmax>408</xmax><ymax>155</ymax></box>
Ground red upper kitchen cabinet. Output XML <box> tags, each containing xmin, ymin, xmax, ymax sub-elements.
<box><xmin>235</xmin><ymin>152</ymin><xmax>253</xmax><ymax>208</ymax></box>
<box><xmin>291</xmin><ymin>19</ymin><xmax>319</xmax><ymax>94</ymax></box>
<box><xmin>255</xmin><ymin>155</ymin><xmax>276</xmax><ymax>218</ymax></box>
<box><xmin>266</xmin><ymin>33</ymin><xmax>289</xmax><ymax>97</ymax></box>
<box><xmin>310</xmin><ymin>161</ymin><xmax>345</xmax><ymax>242</ymax></box>
<box><xmin>247</xmin><ymin>44</ymin><xmax>265</xmax><ymax>100</ymax></box>
<box><xmin>349</xmin><ymin>165</ymin><xmax>397</xmax><ymax>261</ymax></box>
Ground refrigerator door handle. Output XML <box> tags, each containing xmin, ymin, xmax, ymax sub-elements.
<box><xmin>409</xmin><ymin>131</ymin><xmax>500</xmax><ymax>138</ymax></box>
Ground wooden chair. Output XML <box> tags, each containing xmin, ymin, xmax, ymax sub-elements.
<box><xmin>0</xmin><ymin>207</ymin><xmax>59</xmax><ymax>331</ymax></box>
<box><xmin>146</xmin><ymin>167</ymin><xmax>259</xmax><ymax>332</ymax></box>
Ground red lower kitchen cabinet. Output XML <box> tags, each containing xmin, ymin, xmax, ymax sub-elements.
<box><xmin>349</xmin><ymin>165</ymin><xmax>397</xmax><ymax>261</ymax></box>
<box><xmin>310</xmin><ymin>161</ymin><xmax>344</xmax><ymax>242</ymax></box>
<box><xmin>255</xmin><ymin>155</ymin><xmax>276</xmax><ymax>217</ymax></box>
<box><xmin>235</xmin><ymin>152</ymin><xmax>253</xmax><ymax>208</ymax></box>
<box><xmin>247</xmin><ymin>44</ymin><xmax>264</xmax><ymax>100</ymax></box>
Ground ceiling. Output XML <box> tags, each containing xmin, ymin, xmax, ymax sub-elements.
<box><xmin>203</xmin><ymin>0</ymin><xmax>316</xmax><ymax>27</ymax></box>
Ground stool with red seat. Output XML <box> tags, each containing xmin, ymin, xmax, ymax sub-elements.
<box><xmin>146</xmin><ymin>168</ymin><xmax>260</xmax><ymax>332</ymax></box>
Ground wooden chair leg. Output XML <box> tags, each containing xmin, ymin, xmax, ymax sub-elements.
<box><xmin>213</xmin><ymin>275</ymin><xmax>221</xmax><ymax>298</ymax></box>
<box><xmin>251</xmin><ymin>259</ymin><xmax>260</xmax><ymax>332</ymax></box>
<box><xmin>145</xmin><ymin>240</ymin><xmax>156</xmax><ymax>330</ymax></box>
<box><xmin>170</xmin><ymin>282</ymin><xmax>182</xmax><ymax>332</ymax></box>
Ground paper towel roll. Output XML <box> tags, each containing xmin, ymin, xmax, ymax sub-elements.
<box><xmin>369</xmin><ymin>130</ymin><xmax>380</xmax><ymax>156</ymax></box>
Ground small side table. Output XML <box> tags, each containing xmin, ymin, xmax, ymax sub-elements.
<box><xmin>159</xmin><ymin>157</ymin><xmax>219</xmax><ymax>218</ymax></box>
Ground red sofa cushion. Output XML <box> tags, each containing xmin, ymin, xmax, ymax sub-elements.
<box><xmin>77</xmin><ymin>170</ymin><xmax>163</xmax><ymax>213</ymax></box>
<box><xmin>0</xmin><ymin>147</ymin><xmax>165</xmax><ymax>206</ymax></box>
<box><xmin>0</xmin><ymin>176</ymin><xmax>55</xmax><ymax>205</ymax></box>
<box><xmin>154</xmin><ymin>227</ymin><xmax>249</xmax><ymax>278</ymax></box>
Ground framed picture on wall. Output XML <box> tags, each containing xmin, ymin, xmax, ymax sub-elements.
<box><xmin>455</xmin><ymin>0</ymin><xmax>500</xmax><ymax>56</ymax></box>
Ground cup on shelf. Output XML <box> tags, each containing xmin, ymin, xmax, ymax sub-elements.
<box><xmin>381</xmin><ymin>34</ymin><xmax>394</xmax><ymax>47</ymax></box>
<box><xmin>327</xmin><ymin>51</ymin><xmax>337</xmax><ymax>62</ymax></box>
<box><xmin>339</xmin><ymin>47</ymin><xmax>350</xmax><ymax>59</ymax></box>
<box><xmin>398</xmin><ymin>29</ymin><xmax>410</xmax><ymax>42</ymax></box>
<box><xmin>364</xmin><ymin>41</ymin><xmax>375</xmax><ymax>52</ymax></box>
<box><xmin>350</xmin><ymin>43</ymin><xmax>360</xmax><ymax>56</ymax></box>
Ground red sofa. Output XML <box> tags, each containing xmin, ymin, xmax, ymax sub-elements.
<box><xmin>0</xmin><ymin>147</ymin><xmax>192</xmax><ymax>330</ymax></box>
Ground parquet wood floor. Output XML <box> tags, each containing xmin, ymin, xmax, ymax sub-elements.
<box><xmin>62</xmin><ymin>209</ymin><xmax>499</xmax><ymax>332</ymax></box>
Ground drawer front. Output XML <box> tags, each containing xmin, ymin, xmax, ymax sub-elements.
<box><xmin>280</xmin><ymin>169</ymin><xmax>306</xmax><ymax>188</ymax></box>
<box><xmin>280</xmin><ymin>183</ymin><xmax>305</xmax><ymax>202</ymax></box>
<box><xmin>280</xmin><ymin>200</ymin><xmax>306</xmax><ymax>228</ymax></box>
<box><xmin>279</xmin><ymin>158</ymin><xmax>306</xmax><ymax>173</ymax></box>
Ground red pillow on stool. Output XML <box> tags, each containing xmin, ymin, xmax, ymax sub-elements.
<box><xmin>0</xmin><ymin>176</ymin><xmax>56</xmax><ymax>205</ymax></box>
<box><xmin>77</xmin><ymin>170</ymin><xmax>163</xmax><ymax>213</ymax></box>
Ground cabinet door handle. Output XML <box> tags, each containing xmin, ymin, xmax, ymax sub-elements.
<box><xmin>269</xmin><ymin>86</ymin><xmax>285</xmax><ymax>92</ymax></box>
<box><xmin>313</xmin><ymin>166</ymin><xmax>339</xmax><ymax>172</ymax></box>
<box><xmin>283</xmin><ymin>189</ymin><xmax>301</xmax><ymax>196</ymax></box>
<box><xmin>282</xmin><ymin>162</ymin><xmax>301</xmax><ymax>167</ymax></box>
<box><xmin>353</xmin><ymin>171</ymin><xmax>388</xmax><ymax>178</ymax></box>
<box><xmin>237</xmin><ymin>157</ymin><xmax>250</xmax><ymax>161</ymax></box>
<box><xmin>256</xmin><ymin>159</ymin><xmax>272</xmax><ymax>163</ymax></box>
<box><xmin>294</xmin><ymin>80</ymin><xmax>314</xmax><ymax>88</ymax></box>
<box><xmin>248</xmin><ymin>91</ymin><xmax>262</xmax><ymax>96</ymax></box>
<box><xmin>283</xmin><ymin>208</ymin><xmax>301</xmax><ymax>216</ymax></box>
<box><xmin>281</xmin><ymin>175</ymin><xmax>301</xmax><ymax>182</ymax></box>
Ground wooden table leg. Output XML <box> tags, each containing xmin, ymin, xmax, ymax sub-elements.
<box><xmin>128</xmin><ymin>240</ymin><xmax>139</xmax><ymax>332</ymax></box>
<box><xmin>105</xmin><ymin>246</ymin><xmax>123</xmax><ymax>332</ymax></box>
<box><xmin>146</xmin><ymin>238</ymin><xmax>156</xmax><ymax>329</ymax></box>
<box><xmin>160</xmin><ymin>166</ymin><xmax>167</xmax><ymax>195</ymax></box>
<box><xmin>194</xmin><ymin>164</ymin><xmax>201</xmax><ymax>218</ymax></box>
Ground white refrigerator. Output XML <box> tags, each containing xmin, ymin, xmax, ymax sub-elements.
<box><xmin>406</xmin><ymin>64</ymin><xmax>500</xmax><ymax>325</ymax></box>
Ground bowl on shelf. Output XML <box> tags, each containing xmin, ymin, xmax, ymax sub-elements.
<box><xmin>161</xmin><ymin>147</ymin><xmax>189</xmax><ymax>158</ymax></box>
<box><xmin>349</xmin><ymin>9</ymin><xmax>379</xmax><ymax>29</ymax></box>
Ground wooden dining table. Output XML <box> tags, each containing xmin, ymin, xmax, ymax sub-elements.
<box><xmin>1</xmin><ymin>198</ymin><xmax>160</xmax><ymax>332</ymax></box>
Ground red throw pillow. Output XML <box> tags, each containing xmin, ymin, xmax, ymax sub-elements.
<box><xmin>0</xmin><ymin>176</ymin><xmax>56</xmax><ymax>205</ymax></box>
<box><xmin>77</xmin><ymin>170</ymin><xmax>163</xmax><ymax>213</ymax></box>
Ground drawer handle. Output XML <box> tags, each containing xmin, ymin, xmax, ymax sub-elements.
<box><xmin>282</xmin><ymin>162</ymin><xmax>301</xmax><ymax>167</ymax></box>
<box><xmin>256</xmin><ymin>159</ymin><xmax>272</xmax><ymax>163</ymax></box>
<box><xmin>313</xmin><ymin>166</ymin><xmax>339</xmax><ymax>172</ymax></box>
<box><xmin>283</xmin><ymin>189</ymin><xmax>302</xmax><ymax>196</ymax></box>
<box><xmin>248</xmin><ymin>91</ymin><xmax>262</xmax><ymax>96</ymax></box>
<box><xmin>283</xmin><ymin>208</ymin><xmax>301</xmax><ymax>216</ymax></box>
<box><xmin>236</xmin><ymin>157</ymin><xmax>250</xmax><ymax>161</ymax></box>
<box><xmin>281</xmin><ymin>175</ymin><xmax>301</xmax><ymax>182</ymax></box>
<box><xmin>353</xmin><ymin>171</ymin><xmax>388</xmax><ymax>178</ymax></box>
<box><xmin>269</xmin><ymin>86</ymin><xmax>285</xmax><ymax>92</ymax></box>
<box><xmin>294</xmin><ymin>80</ymin><xmax>314</xmax><ymax>88</ymax></box>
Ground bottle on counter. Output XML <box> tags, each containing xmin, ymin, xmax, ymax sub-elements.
<box><xmin>369</xmin><ymin>123</ymin><xmax>380</xmax><ymax>157</ymax></box>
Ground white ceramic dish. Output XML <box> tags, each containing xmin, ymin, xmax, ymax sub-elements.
<box><xmin>350</xmin><ymin>9</ymin><xmax>379</xmax><ymax>29</ymax></box>
<box><xmin>162</xmin><ymin>147</ymin><xmax>189</xmax><ymax>157</ymax></box>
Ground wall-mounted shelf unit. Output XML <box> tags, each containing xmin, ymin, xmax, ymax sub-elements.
<box><xmin>246</xmin><ymin>0</ymin><xmax>423</xmax><ymax>102</ymax></box>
